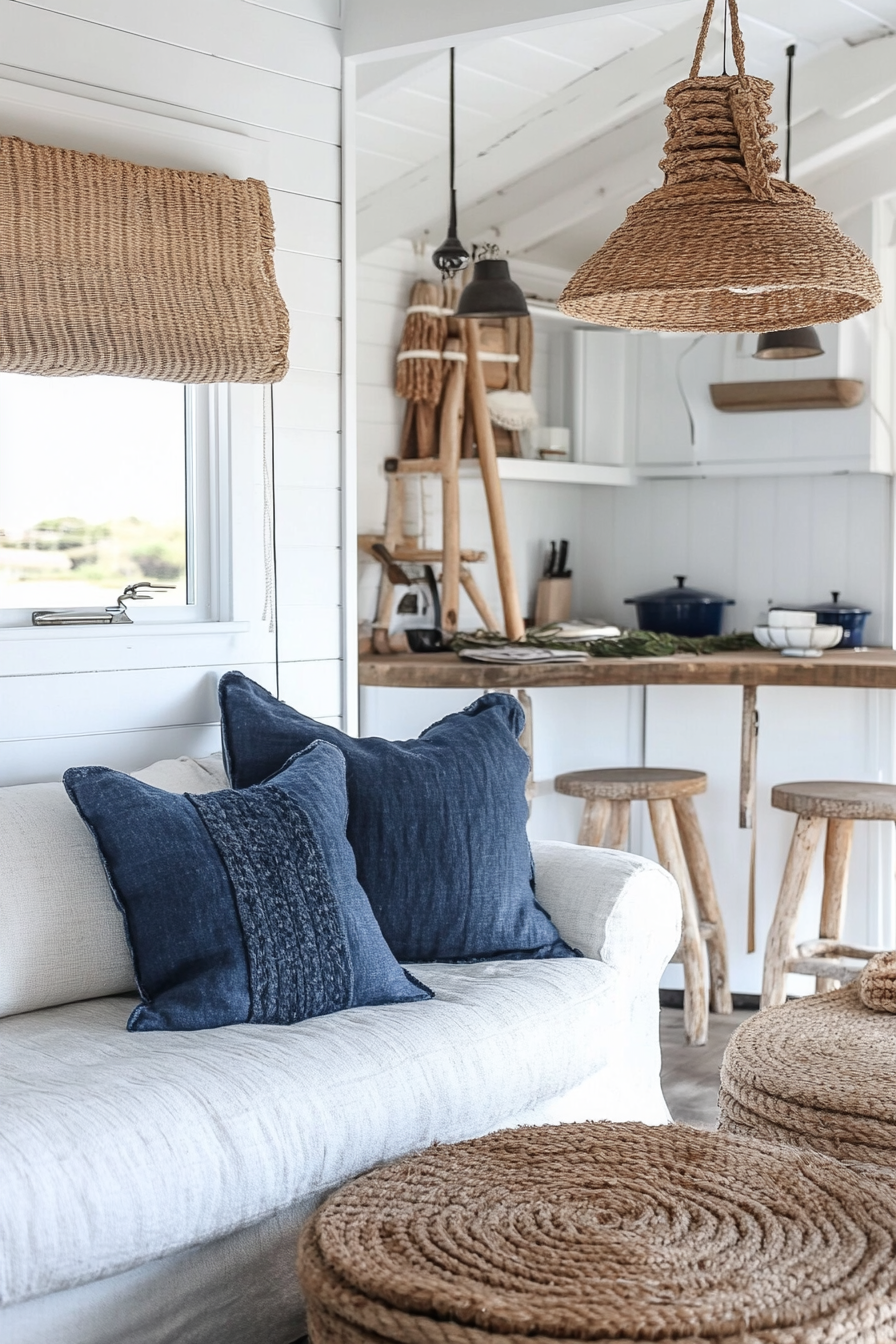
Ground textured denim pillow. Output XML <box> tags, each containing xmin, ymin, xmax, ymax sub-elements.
<box><xmin>219</xmin><ymin>672</ymin><xmax>575</xmax><ymax>964</ymax></box>
<box><xmin>63</xmin><ymin>744</ymin><xmax>431</xmax><ymax>1031</ymax></box>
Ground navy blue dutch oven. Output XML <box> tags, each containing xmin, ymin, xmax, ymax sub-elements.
<box><xmin>811</xmin><ymin>593</ymin><xmax>871</xmax><ymax>649</ymax></box>
<box><xmin>625</xmin><ymin>576</ymin><xmax>734</xmax><ymax>638</ymax></box>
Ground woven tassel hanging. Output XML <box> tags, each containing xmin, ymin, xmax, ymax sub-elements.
<box><xmin>558</xmin><ymin>0</ymin><xmax>881</xmax><ymax>333</ymax></box>
<box><xmin>394</xmin><ymin>280</ymin><xmax>450</xmax><ymax>404</ymax></box>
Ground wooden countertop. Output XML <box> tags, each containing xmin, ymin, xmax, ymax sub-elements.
<box><xmin>359</xmin><ymin>648</ymin><xmax>896</xmax><ymax>690</ymax></box>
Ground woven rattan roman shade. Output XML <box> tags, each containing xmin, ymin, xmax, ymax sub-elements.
<box><xmin>559</xmin><ymin>0</ymin><xmax>882</xmax><ymax>333</ymax></box>
<box><xmin>0</xmin><ymin>135</ymin><xmax>289</xmax><ymax>382</ymax></box>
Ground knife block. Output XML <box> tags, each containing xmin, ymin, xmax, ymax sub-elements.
<box><xmin>534</xmin><ymin>577</ymin><xmax>572</xmax><ymax>626</ymax></box>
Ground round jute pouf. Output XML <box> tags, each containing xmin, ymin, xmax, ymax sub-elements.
<box><xmin>297</xmin><ymin>1122</ymin><xmax>896</xmax><ymax>1344</ymax></box>
<box><xmin>720</xmin><ymin>985</ymin><xmax>896</xmax><ymax>1171</ymax></box>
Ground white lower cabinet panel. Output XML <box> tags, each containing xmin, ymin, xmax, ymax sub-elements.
<box><xmin>644</xmin><ymin>684</ymin><xmax>896</xmax><ymax>997</ymax></box>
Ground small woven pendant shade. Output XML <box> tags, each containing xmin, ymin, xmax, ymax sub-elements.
<box><xmin>558</xmin><ymin>0</ymin><xmax>881</xmax><ymax>333</ymax></box>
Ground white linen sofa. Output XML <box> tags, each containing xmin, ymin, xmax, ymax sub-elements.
<box><xmin>0</xmin><ymin>753</ymin><xmax>681</xmax><ymax>1344</ymax></box>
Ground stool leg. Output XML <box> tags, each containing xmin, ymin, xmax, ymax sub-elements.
<box><xmin>673</xmin><ymin>795</ymin><xmax>733</xmax><ymax>1016</ymax></box>
<box><xmin>578</xmin><ymin>798</ymin><xmax>610</xmax><ymax>847</ymax></box>
<box><xmin>603</xmin><ymin>800</ymin><xmax>631</xmax><ymax>850</ymax></box>
<box><xmin>761</xmin><ymin>813</ymin><xmax>825</xmax><ymax>1009</ymax></box>
<box><xmin>817</xmin><ymin>818</ymin><xmax>854</xmax><ymax>993</ymax></box>
<box><xmin>648</xmin><ymin>798</ymin><xmax>708</xmax><ymax>1047</ymax></box>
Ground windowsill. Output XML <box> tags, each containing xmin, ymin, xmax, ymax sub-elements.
<box><xmin>0</xmin><ymin>620</ymin><xmax>251</xmax><ymax>641</ymax></box>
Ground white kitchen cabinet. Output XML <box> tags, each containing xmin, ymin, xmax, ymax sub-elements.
<box><xmin>570</xmin><ymin>328</ymin><xmax>636</xmax><ymax>468</ymax></box>
<box><xmin>569</xmin><ymin>198</ymin><xmax>896</xmax><ymax>480</ymax></box>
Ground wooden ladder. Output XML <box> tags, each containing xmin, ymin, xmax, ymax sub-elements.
<box><xmin>368</xmin><ymin>321</ymin><xmax>525</xmax><ymax>652</ymax></box>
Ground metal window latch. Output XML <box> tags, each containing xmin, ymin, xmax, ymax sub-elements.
<box><xmin>31</xmin><ymin>582</ymin><xmax>175</xmax><ymax>627</ymax></box>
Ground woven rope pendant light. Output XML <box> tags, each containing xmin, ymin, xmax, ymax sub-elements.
<box><xmin>558</xmin><ymin>0</ymin><xmax>882</xmax><ymax>332</ymax></box>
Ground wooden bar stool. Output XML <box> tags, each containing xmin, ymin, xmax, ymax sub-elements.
<box><xmin>761</xmin><ymin>781</ymin><xmax>895</xmax><ymax>1009</ymax></box>
<box><xmin>554</xmin><ymin>767</ymin><xmax>732</xmax><ymax>1046</ymax></box>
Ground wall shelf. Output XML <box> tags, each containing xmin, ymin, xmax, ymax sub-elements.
<box><xmin>709</xmin><ymin>378</ymin><xmax>865</xmax><ymax>413</ymax></box>
<box><xmin>460</xmin><ymin>458</ymin><xmax>636</xmax><ymax>486</ymax></box>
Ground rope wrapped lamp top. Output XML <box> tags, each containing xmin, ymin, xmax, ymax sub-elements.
<box><xmin>558</xmin><ymin>0</ymin><xmax>881</xmax><ymax>333</ymax></box>
<box><xmin>0</xmin><ymin>135</ymin><xmax>289</xmax><ymax>382</ymax></box>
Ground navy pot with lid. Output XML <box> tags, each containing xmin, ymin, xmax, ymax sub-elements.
<box><xmin>810</xmin><ymin>592</ymin><xmax>871</xmax><ymax>649</ymax></box>
<box><xmin>625</xmin><ymin>576</ymin><xmax>734</xmax><ymax>638</ymax></box>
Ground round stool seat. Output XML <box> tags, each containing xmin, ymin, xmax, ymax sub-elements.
<box><xmin>555</xmin><ymin>766</ymin><xmax>706</xmax><ymax>801</ymax></box>
<box><xmin>772</xmin><ymin>780</ymin><xmax>896</xmax><ymax>821</ymax></box>
<box><xmin>720</xmin><ymin>986</ymin><xmax>896</xmax><ymax>1171</ymax></box>
<box><xmin>298</xmin><ymin>1122</ymin><xmax>896</xmax><ymax>1344</ymax></box>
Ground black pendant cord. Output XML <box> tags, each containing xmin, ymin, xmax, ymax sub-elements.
<box><xmin>432</xmin><ymin>47</ymin><xmax>470</xmax><ymax>280</ymax></box>
<box><xmin>785</xmin><ymin>42</ymin><xmax>795</xmax><ymax>183</ymax></box>
<box><xmin>270</xmin><ymin>383</ymin><xmax>280</xmax><ymax>701</ymax></box>
<box><xmin>448</xmin><ymin>47</ymin><xmax>457</xmax><ymax>236</ymax></box>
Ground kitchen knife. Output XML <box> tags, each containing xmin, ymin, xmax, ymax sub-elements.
<box><xmin>556</xmin><ymin>539</ymin><xmax>570</xmax><ymax>577</ymax></box>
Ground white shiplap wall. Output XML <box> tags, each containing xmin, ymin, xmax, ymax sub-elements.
<box><xmin>0</xmin><ymin>0</ymin><xmax>345</xmax><ymax>786</ymax></box>
<box><xmin>357</xmin><ymin>241</ymin><xmax>586</xmax><ymax>630</ymax></box>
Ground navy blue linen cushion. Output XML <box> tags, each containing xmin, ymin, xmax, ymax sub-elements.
<box><xmin>63</xmin><ymin>743</ymin><xmax>431</xmax><ymax>1031</ymax></box>
<box><xmin>218</xmin><ymin>672</ymin><xmax>575</xmax><ymax>964</ymax></box>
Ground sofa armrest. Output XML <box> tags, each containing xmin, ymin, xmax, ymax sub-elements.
<box><xmin>532</xmin><ymin>840</ymin><xmax>681</xmax><ymax>981</ymax></box>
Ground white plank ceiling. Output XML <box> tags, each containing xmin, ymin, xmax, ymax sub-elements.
<box><xmin>356</xmin><ymin>0</ymin><xmax>896</xmax><ymax>271</ymax></box>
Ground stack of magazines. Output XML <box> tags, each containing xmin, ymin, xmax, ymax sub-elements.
<box><xmin>458</xmin><ymin>645</ymin><xmax>590</xmax><ymax>665</ymax></box>
<box><xmin>457</xmin><ymin>619</ymin><xmax>621</xmax><ymax>664</ymax></box>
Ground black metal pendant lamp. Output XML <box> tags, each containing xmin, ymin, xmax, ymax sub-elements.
<box><xmin>754</xmin><ymin>45</ymin><xmax>824</xmax><ymax>361</ymax></box>
<box><xmin>431</xmin><ymin>49</ymin><xmax>528</xmax><ymax>318</ymax></box>
<box><xmin>455</xmin><ymin>244</ymin><xmax>530</xmax><ymax>319</ymax></box>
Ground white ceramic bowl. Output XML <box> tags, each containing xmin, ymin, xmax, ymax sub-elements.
<box><xmin>754</xmin><ymin>624</ymin><xmax>843</xmax><ymax>657</ymax></box>
<box><xmin>768</xmin><ymin>608</ymin><xmax>816</xmax><ymax>629</ymax></box>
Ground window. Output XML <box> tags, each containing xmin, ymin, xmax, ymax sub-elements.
<box><xmin>0</xmin><ymin>377</ymin><xmax>222</xmax><ymax>625</ymax></box>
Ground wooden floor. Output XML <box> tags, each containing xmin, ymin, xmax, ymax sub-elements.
<box><xmin>660</xmin><ymin>1006</ymin><xmax>755</xmax><ymax>1129</ymax></box>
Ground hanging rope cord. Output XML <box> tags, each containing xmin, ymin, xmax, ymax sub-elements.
<box><xmin>261</xmin><ymin>383</ymin><xmax>281</xmax><ymax>699</ymax></box>
<box><xmin>661</xmin><ymin>0</ymin><xmax>798</xmax><ymax>205</ymax></box>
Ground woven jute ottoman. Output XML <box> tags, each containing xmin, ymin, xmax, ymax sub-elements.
<box><xmin>297</xmin><ymin>1122</ymin><xmax>896</xmax><ymax>1344</ymax></box>
<box><xmin>720</xmin><ymin>983</ymin><xmax>896</xmax><ymax>1171</ymax></box>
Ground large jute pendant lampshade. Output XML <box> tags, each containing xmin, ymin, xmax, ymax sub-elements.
<box><xmin>558</xmin><ymin>0</ymin><xmax>881</xmax><ymax>333</ymax></box>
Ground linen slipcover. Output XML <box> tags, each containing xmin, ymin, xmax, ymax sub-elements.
<box><xmin>0</xmin><ymin>844</ymin><xmax>680</xmax><ymax>1311</ymax></box>
<box><xmin>0</xmin><ymin>755</ymin><xmax>227</xmax><ymax>1018</ymax></box>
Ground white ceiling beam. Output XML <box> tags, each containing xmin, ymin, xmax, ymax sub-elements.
<box><xmin>809</xmin><ymin>135</ymin><xmax>896</xmax><ymax>220</ymax></box>
<box><xmin>793</xmin><ymin>94</ymin><xmax>896</xmax><ymax>181</ymax></box>
<box><xmin>457</xmin><ymin>107</ymin><xmax>663</xmax><ymax>246</ymax></box>
<box><xmin>357</xmin><ymin>19</ymin><xmax>718</xmax><ymax>257</ymax></box>
<box><xmin>357</xmin><ymin>54</ymin><xmax>443</xmax><ymax>103</ymax></box>
<box><xmin>796</xmin><ymin>32</ymin><xmax>896</xmax><ymax>122</ymax></box>
<box><xmin>342</xmin><ymin>0</ymin><xmax>689</xmax><ymax>60</ymax></box>
<box><xmin>500</xmin><ymin>167</ymin><xmax>653</xmax><ymax>253</ymax></box>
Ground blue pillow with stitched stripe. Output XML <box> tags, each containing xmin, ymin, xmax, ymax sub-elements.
<box><xmin>218</xmin><ymin>672</ymin><xmax>576</xmax><ymax>964</ymax></box>
<box><xmin>63</xmin><ymin>743</ymin><xmax>431</xmax><ymax>1032</ymax></box>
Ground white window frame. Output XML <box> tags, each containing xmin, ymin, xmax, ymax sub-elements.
<box><xmin>0</xmin><ymin>79</ymin><xmax>272</xmax><ymax>667</ymax></box>
<box><xmin>0</xmin><ymin>383</ymin><xmax>231</xmax><ymax>629</ymax></box>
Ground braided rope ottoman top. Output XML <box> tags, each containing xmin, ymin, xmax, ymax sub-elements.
<box><xmin>297</xmin><ymin>1121</ymin><xmax>896</xmax><ymax>1344</ymax></box>
<box><xmin>720</xmin><ymin>986</ymin><xmax>896</xmax><ymax>1170</ymax></box>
